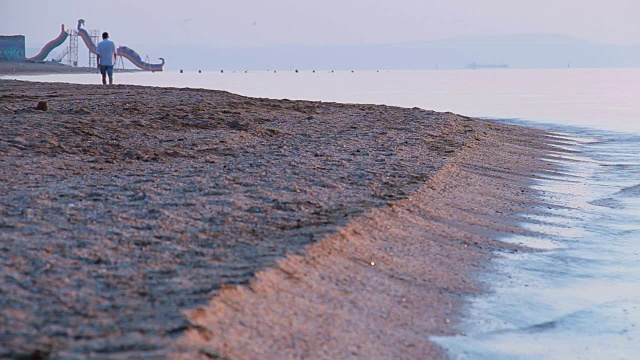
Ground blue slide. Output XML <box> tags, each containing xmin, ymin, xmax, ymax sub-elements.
<box><xmin>27</xmin><ymin>24</ymin><xmax>68</xmax><ymax>61</ymax></box>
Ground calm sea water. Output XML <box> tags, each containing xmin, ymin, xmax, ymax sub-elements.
<box><xmin>432</xmin><ymin>127</ymin><xmax>640</xmax><ymax>359</ymax></box>
<box><xmin>6</xmin><ymin>69</ymin><xmax>640</xmax><ymax>359</ymax></box>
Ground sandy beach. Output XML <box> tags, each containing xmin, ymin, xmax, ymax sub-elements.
<box><xmin>0</xmin><ymin>78</ymin><xmax>559</xmax><ymax>359</ymax></box>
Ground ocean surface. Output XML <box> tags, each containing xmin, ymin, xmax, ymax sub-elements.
<box><xmin>6</xmin><ymin>68</ymin><xmax>640</xmax><ymax>359</ymax></box>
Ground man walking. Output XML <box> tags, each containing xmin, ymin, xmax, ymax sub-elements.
<box><xmin>96</xmin><ymin>32</ymin><xmax>117</xmax><ymax>85</ymax></box>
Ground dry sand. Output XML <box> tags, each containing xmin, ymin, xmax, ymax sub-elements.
<box><xmin>0</xmin><ymin>79</ymin><xmax>559</xmax><ymax>359</ymax></box>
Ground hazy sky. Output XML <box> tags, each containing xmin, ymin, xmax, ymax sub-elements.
<box><xmin>2</xmin><ymin>0</ymin><xmax>639</xmax><ymax>48</ymax></box>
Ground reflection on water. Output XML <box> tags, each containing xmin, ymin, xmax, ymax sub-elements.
<box><xmin>433</xmin><ymin>126</ymin><xmax>640</xmax><ymax>359</ymax></box>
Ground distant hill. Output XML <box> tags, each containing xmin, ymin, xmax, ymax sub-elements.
<box><xmin>407</xmin><ymin>34</ymin><xmax>640</xmax><ymax>69</ymax></box>
<box><xmin>152</xmin><ymin>34</ymin><xmax>640</xmax><ymax>71</ymax></box>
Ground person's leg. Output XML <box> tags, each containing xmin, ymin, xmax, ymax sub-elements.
<box><xmin>100</xmin><ymin>66</ymin><xmax>107</xmax><ymax>85</ymax></box>
<box><xmin>107</xmin><ymin>66</ymin><xmax>114</xmax><ymax>85</ymax></box>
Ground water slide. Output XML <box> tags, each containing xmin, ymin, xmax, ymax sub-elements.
<box><xmin>117</xmin><ymin>46</ymin><xmax>165</xmax><ymax>72</ymax></box>
<box><xmin>77</xmin><ymin>19</ymin><xmax>97</xmax><ymax>54</ymax></box>
<box><xmin>77</xmin><ymin>19</ymin><xmax>164</xmax><ymax>71</ymax></box>
<box><xmin>27</xmin><ymin>24</ymin><xmax>69</xmax><ymax>61</ymax></box>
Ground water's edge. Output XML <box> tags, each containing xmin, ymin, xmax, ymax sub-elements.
<box><xmin>433</xmin><ymin>122</ymin><xmax>640</xmax><ymax>359</ymax></box>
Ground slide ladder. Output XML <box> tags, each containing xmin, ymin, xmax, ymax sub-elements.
<box><xmin>53</xmin><ymin>47</ymin><xmax>69</xmax><ymax>62</ymax></box>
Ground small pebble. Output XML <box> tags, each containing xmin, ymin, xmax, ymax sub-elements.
<box><xmin>35</xmin><ymin>101</ymin><xmax>49</xmax><ymax>111</ymax></box>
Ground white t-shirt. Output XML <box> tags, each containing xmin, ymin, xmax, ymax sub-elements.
<box><xmin>96</xmin><ymin>39</ymin><xmax>117</xmax><ymax>66</ymax></box>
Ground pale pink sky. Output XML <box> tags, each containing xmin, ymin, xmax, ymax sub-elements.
<box><xmin>2</xmin><ymin>0</ymin><xmax>639</xmax><ymax>47</ymax></box>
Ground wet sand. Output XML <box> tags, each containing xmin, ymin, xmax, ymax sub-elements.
<box><xmin>1</xmin><ymin>79</ymin><xmax>557</xmax><ymax>358</ymax></box>
<box><xmin>0</xmin><ymin>61</ymin><xmax>140</xmax><ymax>77</ymax></box>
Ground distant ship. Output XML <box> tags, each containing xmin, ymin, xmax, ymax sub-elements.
<box><xmin>466</xmin><ymin>62</ymin><xmax>509</xmax><ymax>69</ymax></box>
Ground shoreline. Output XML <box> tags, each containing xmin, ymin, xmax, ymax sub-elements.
<box><xmin>177</xmin><ymin>120</ymin><xmax>557</xmax><ymax>359</ymax></box>
<box><xmin>0</xmin><ymin>79</ymin><xmax>558</xmax><ymax>358</ymax></box>
<box><xmin>0</xmin><ymin>60</ymin><xmax>143</xmax><ymax>76</ymax></box>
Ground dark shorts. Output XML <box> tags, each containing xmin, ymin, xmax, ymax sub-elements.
<box><xmin>99</xmin><ymin>65</ymin><xmax>114</xmax><ymax>77</ymax></box>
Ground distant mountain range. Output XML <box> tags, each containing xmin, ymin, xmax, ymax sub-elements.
<box><xmin>29</xmin><ymin>34</ymin><xmax>640</xmax><ymax>71</ymax></box>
